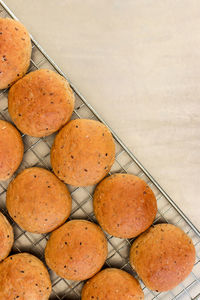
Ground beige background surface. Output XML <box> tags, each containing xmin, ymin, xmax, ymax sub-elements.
<box><xmin>4</xmin><ymin>0</ymin><xmax>200</xmax><ymax>230</ymax></box>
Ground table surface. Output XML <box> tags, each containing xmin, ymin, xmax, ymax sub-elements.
<box><xmin>4</xmin><ymin>0</ymin><xmax>200</xmax><ymax>230</ymax></box>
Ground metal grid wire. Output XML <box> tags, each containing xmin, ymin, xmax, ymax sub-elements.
<box><xmin>0</xmin><ymin>2</ymin><xmax>200</xmax><ymax>299</ymax></box>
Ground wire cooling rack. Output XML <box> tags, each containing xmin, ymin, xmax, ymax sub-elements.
<box><xmin>0</xmin><ymin>1</ymin><xmax>200</xmax><ymax>299</ymax></box>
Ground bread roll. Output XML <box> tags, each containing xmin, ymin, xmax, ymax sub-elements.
<box><xmin>51</xmin><ymin>119</ymin><xmax>115</xmax><ymax>186</ymax></box>
<box><xmin>82</xmin><ymin>268</ymin><xmax>144</xmax><ymax>300</ymax></box>
<box><xmin>0</xmin><ymin>120</ymin><xmax>24</xmax><ymax>181</ymax></box>
<box><xmin>0</xmin><ymin>18</ymin><xmax>31</xmax><ymax>89</ymax></box>
<box><xmin>45</xmin><ymin>220</ymin><xmax>107</xmax><ymax>281</ymax></box>
<box><xmin>6</xmin><ymin>167</ymin><xmax>72</xmax><ymax>233</ymax></box>
<box><xmin>8</xmin><ymin>69</ymin><xmax>75</xmax><ymax>137</ymax></box>
<box><xmin>93</xmin><ymin>173</ymin><xmax>157</xmax><ymax>238</ymax></box>
<box><xmin>130</xmin><ymin>223</ymin><xmax>195</xmax><ymax>291</ymax></box>
<box><xmin>0</xmin><ymin>212</ymin><xmax>14</xmax><ymax>261</ymax></box>
<box><xmin>0</xmin><ymin>253</ymin><xmax>51</xmax><ymax>299</ymax></box>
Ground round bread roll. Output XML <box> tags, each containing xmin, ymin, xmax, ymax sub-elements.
<box><xmin>0</xmin><ymin>253</ymin><xmax>51</xmax><ymax>299</ymax></box>
<box><xmin>51</xmin><ymin>119</ymin><xmax>115</xmax><ymax>186</ymax></box>
<box><xmin>82</xmin><ymin>268</ymin><xmax>144</xmax><ymax>300</ymax></box>
<box><xmin>45</xmin><ymin>220</ymin><xmax>108</xmax><ymax>281</ymax></box>
<box><xmin>130</xmin><ymin>224</ymin><xmax>196</xmax><ymax>292</ymax></box>
<box><xmin>6</xmin><ymin>167</ymin><xmax>72</xmax><ymax>233</ymax></box>
<box><xmin>0</xmin><ymin>120</ymin><xmax>24</xmax><ymax>181</ymax></box>
<box><xmin>8</xmin><ymin>69</ymin><xmax>75</xmax><ymax>137</ymax></box>
<box><xmin>93</xmin><ymin>173</ymin><xmax>157</xmax><ymax>238</ymax></box>
<box><xmin>0</xmin><ymin>212</ymin><xmax>14</xmax><ymax>261</ymax></box>
<box><xmin>0</xmin><ymin>18</ymin><xmax>31</xmax><ymax>89</ymax></box>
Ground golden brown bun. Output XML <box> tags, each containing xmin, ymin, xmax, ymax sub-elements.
<box><xmin>130</xmin><ymin>223</ymin><xmax>195</xmax><ymax>292</ymax></box>
<box><xmin>45</xmin><ymin>220</ymin><xmax>108</xmax><ymax>281</ymax></box>
<box><xmin>0</xmin><ymin>212</ymin><xmax>14</xmax><ymax>261</ymax></box>
<box><xmin>0</xmin><ymin>120</ymin><xmax>24</xmax><ymax>181</ymax></box>
<box><xmin>82</xmin><ymin>268</ymin><xmax>144</xmax><ymax>300</ymax></box>
<box><xmin>0</xmin><ymin>18</ymin><xmax>31</xmax><ymax>89</ymax></box>
<box><xmin>51</xmin><ymin>119</ymin><xmax>115</xmax><ymax>186</ymax></box>
<box><xmin>93</xmin><ymin>173</ymin><xmax>157</xmax><ymax>238</ymax></box>
<box><xmin>8</xmin><ymin>69</ymin><xmax>75</xmax><ymax>137</ymax></box>
<box><xmin>6</xmin><ymin>167</ymin><xmax>72</xmax><ymax>233</ymax></box>
<box><xmin>0</xmin><ymin>253</ymin><xmax>51</xmax><ymax>299</ymax></box>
